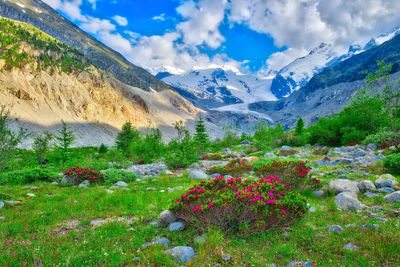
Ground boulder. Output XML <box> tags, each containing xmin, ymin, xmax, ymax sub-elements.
<box><xmin>159</xmin><ymin>210</ymin><xmax>177</xmax><ymax>225</ymax></box>
<box><xmin>152</xmin><ymin>237</ymin><xmax>169</xmax><ymax>247</ymax></box>
<box><xmin>313</xmin><ymin>190</ymin><xmax>324</xmax><ymax>198</ymax></box>
<box><xmin>264</xmin><ymin>153</ymin><xmax>275</xmax><ymax>158</ymax></box>
<box><xmin>189</xmin><ymin>169</ymin><xmax>208</xmax><ymax>180</ymax></box>
<box><xmin>328</xmin><ymin>225</ymin><xmax>343</xmax><ymax>232</ymax></box>
<box><xmin>357</xmin><ymin>180</ymin><xmax>376</xmax><ymax>192</ymax></box>
<box><xmin>329</xmin><ymin>179</ymin><xmax>359</xmax><ymax>194</ymax></box>
<box><xmin>240</xmin><ymin>140</ymin><xmax>251</xmax><ymax>145</ymax></box>
<box><xmin>78</xmin><ymin>180</ymin><xmax>90</xmax><ymax>188</ymax></box>
<box><xmin>223</xmin><ymin>148</ymin><xmax>232</xmax><ymax>154</ymax></box>
<box><xmin>169</xmin><ymin>222</ymin><xmax>185</xmax><ymax>231</ymax></box>
<box><xmin>166</xmin><ymin>246</ymin><xmax>195</xmax><ymax>264</ymax></box>
<box><xmin>375</xmin><ymin>179</ymin><xmax>394</xmax><ymax>189</ymax></box>
<box><xmin>335</xmin><ymin>192</ymin><xmax>365</xmax><ymax>211</ymax></box>
<box><xmin>344</xmin><ymin>243</ymin><xmax>358</xmax><ymax>251</ymax></box>
<box><xmin>114</xmin><ymin>181</ymin><xmax>128</xmax><ymax>187</ymax></box>
<box><xmin>378</xmin><ymin>187</ymin><xmax>394</xmax><ymax>193</ymax></box>
<box><xmin>280</xmin><ymin>145</ymin><xmax>294</xmax><ymax>151</ymax></box>
<box><xmin>364</xmin><ymin>191</ymin><xmax>379</xmax><ymax>198</ymax></box>
<box><xmin>367</xmin><ymin>143</ymin><xmax>378</xmax><ymax>150</ymax></box>
<box><xmin>383</xmin><ymin>191</ymin><xmax>400</xmax><ymax>203</ymax></box>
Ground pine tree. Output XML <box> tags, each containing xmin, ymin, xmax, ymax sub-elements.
<box><xmin>194</xmin><ymin>116</ymin><xmax>209</xmax><ymax>145</ymax></box>
<box><xmin>116</xmin><ymin>122</ymin><xmax>139</xmax><ymax>153</ymax></box>
<box><xmin>295</xmin><ymin>117</ymin><xmax>305</xmax><ymax>136</ymax></box>
<box><xmin>55</xmin><ymin>120</ymin><xmax>75</xmax><ymax>163</ymax></box>
<box><xmin>33</xmin><ymin>131</ymin><xmax>53</xmax><ymax>165</ymax></box>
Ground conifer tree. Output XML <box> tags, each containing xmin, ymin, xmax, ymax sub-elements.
<box><xmin>115</xmin><ymin>122</ymin><xmax>139</xmax><ymax>153</ymax></box>
<box><xmin>194</xmin><ymin>116</ymin><xmax>209</xmax><ymax>144</ymax></box>
<box><xmin>55</xmin><ymin>120</ymin><xmax>75</xmax><ymax>163</ymax></box>
<box><xmin>295</xmin><ymin>117</ymin><xmax>305</xmax><ymax>136</ymax></box>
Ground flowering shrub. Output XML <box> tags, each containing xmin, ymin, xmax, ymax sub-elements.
<box><xmin>313</xmin><ymin>147</ymin><xmax>329</xmax><ymax>155</ymax></box>
<box><xmin>63</xmin><ymin>166</ymin><xmax>104</xmax><ymax>184</ymax></box>
<box><xmin>170</xmin><ymin>176</ymin><xmax>307</xmax><ymax>232</ymax></box>
<box><xmin>208</xmin><ymin>161</ymin><xmax>254</xmax><ymax>176</ymax></box>
<box><xmin>380</xmin><ymin>141</ymin><xmax>393</xmax><ymax>149</ymax></box>
<box><xmin>255</xmin><ymin>160</ymin><xmax>321</xmax><ymax>191</ymax></box>
<box><xmin>346</xmin><ymin>141</ymin><xmax>360</xmax><ymax>146</ymax></box>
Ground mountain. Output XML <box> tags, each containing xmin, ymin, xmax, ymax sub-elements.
<box><xmin>249</xmin><ymin>33</ymin><xmax>400</xmax><ymax>128</ymax></box>
<box><xmin>0</xmin><ymin>17</ymin><xmax>199</xmax><ymax>146</ymax></box>
<box><xmin>269</xmin><ymin>28</ymin><xmax>400</xmax><ymax>99</ymax></box>
<box><xmin>0</xmin><ymin>0</ymin><xmax>170</xmax><ymax>92</ymax></box>
<box><xmin>159</xmin><ymin>68</ymin><xmax>276</xmax><ymax>110</ymax></box>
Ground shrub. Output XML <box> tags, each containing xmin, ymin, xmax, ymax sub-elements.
<box><xmin>362</xmin><ymin>130</ymin><xmax>400</xmax><ymax>147</ymax></box>
<box><xmin>170</xmin><ymin>176</ymin><xmax>308</xmax><ymax>232</ymax></box>
<box><xmin>247</xmin><ymin>150</ymin><xmax>265</xmax><ymax>157</ymax></box>
<box><xmin>102</xmin><ymin>169</ymin><xmax>139</xmax><ymax>185</ymax></box>
<box><xmin>63</xmin><ymin>166</ymin><xmax>104</xmax><ymax>184</ymax></box>
<box><xmin>116</xmin><ymin>122</ymin><xmax>139</xmax><ymax>154</ymax></box>
<box><xmin>130</xmin><ymin>128</ymin><xmax>165</xmax><ymax>164</ymax></box>
<box><xmin>98</xmin><ymin>143</ymin><xmax>108</xmax><ymax>154</ymax></box>
<box><xmin>254</xmin><ymin>160</ymin><xmax>321</xmax><ymax>191</ymax></box>
<box><xmin>32</xmin><ymin>131</ymin><xmax>53</xmax><ymax>165</ymax></box>
<box><xmin>0</xmin><ymin>168</ymin><xmax>58</xmax><ymax>185</ymax></box>
<box><xmin>313</xmin><ymin>147</ymin><xmax>329</xmax><ymax>155</ymax></box>
<box><xmin>277</xmin><ymin>149</ymin><xmax>297</xmax><ymax>156</ymax></box>
<box><xmin>383</xmin><ymin>153</ymin><xmax>400</xmax><ymax>175</ymax></box>
<box><xmin>252</xmin><ymin>157</ymin><xmax>298</xmax><ymax>171</ymax></box>
<box><xmin>208</xmin><ymin>161</ymin><xmax>254</xmax><ymax>176</ymax></box>
<box><xmin>201</xmin><ymin>153</ymin><xmax>223</xmax><ymax>160</ymax></box>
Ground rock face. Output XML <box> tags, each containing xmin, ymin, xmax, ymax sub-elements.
<box><xmin>335</xmin><ymin>192</ymin><xmax>365</xmax><ymax>211</ymax></box>
<box><xmin>384</xmin><ymin>191</ymin><xmax>400</xmax><ymax>203</ymax></box>
<box><xmin>166</xmin><ymin>246</ymin><xmax>195</xmax><ymax>264</ymax></box>
<box><xmin>329</xmin><ymin>179</ymin><xmax>360</xmax><ymax>194</ymax></box>
<box><xmin>189</xmin><ymin>169</ymin><xmax>208</xmax><ymax>180</ymax></box>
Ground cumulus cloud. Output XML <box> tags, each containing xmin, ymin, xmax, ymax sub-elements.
<box><xmin>152</xmin><ymin>13</ymin><xmax>166</xmax><ymax>21</ymax></box>
<box><xmin>112</xmin><ymin>15</ymin><xmax>128</xmax><ymax>26</ymax></box>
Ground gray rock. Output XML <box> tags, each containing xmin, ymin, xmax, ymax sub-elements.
<box><xmin>376</xmin><ymin>217</ymin><xmax>388</xmax><ymax>222</ymax></box>
<box><xmin>313</xmin><ymin>190</ymin><xmax>324</xmax><ymax>198</ymax></box>
<box><xmin>264</xmin><ymin>152</ymin><xmax>275</xmax><ymax>158</ymax></box>
<box><xmin>51</xmin><ymin>181</ymin><xmax>58</xmax><ymax>185</ymax></box>
<box><xmin>210</xmin><ymin>173</ymin><xmax>221</xmax><ymax>179</ymax></box>
<box><xmin>27</xmin><ymin>193</ymin><xmax>36</xmax><ymax>197</ymax></box>
<box><xmin>224</xmin><ymin>175</ymin><xmax>233</xmax><ymax>179</ymax></box>
<box><xmin>344</xmin><ymin>242</ymin><xmax>358</xmax><ymax>251</ymax></box>
<box><xmin>189</xmin><ymin>169</ymin><xmax>208</xmax><ymax>180</ymax></box>
<box><xmin>367</xmin><ymin>143</ymin><xmax>378</xmax><ymax>150</ymax></box>
<box><xmin>78</xmin><ymin>180</ymin><xmax>90</xmax><ymax>188</ymax></box>
<box><xmin>378</xmin><ymin>187</ymin><xmax>394</xmax><ymax>193</ymax></box>
<box><xmin>0</xmin><ymin>216</ymin><xmax>5</xmax><ymax>220</ymax></box>
<box><xmin>383</xmin><ymin>191</ymin><xmax>400</xmax><ymax>203</ymax></box>
<box><xmin>149</xmin><ymin>220</ymin><xmax>160</xmax><ymax>226</ymax></box>
<box><xmin>0</xmin><ymin>201</ymin><xmax>4</xmax><ymax>209</ymax></box>
<box><xmin>24</xmin><ymin>186</ymin><xmax>38</xmax><ymax>189</ymax></box>
<box><xmin>165</xmin><ymin>170</ymin><xmax>173</xmax><ymax>175</ymax></box>
<box><xmin>104</xmin><ymin>189</ymin><xmax>114</xmax><ymax>194</ymax></box>
<box><xmin>223</xmin><ymin>254</ymin><xmax>231</xmax><ymax>261</ymax></box>
<box><xmin>169</xmin><ymin>222</ymin><xmax>185</xmax><ymax>231</ymax></box>
<box><xmin>114</xmin><ymin>181</ymin><xmax>128</xmax><ymax>187</ymax></box>
<box><xmin>329</xmin><ymin>179</ymin><xmax>360</xmax><ymax>194</ymax></box>
<box><xmin>194</xmin><ymin>236</ymin><xmax>206</xmax><ymax>245</ymax></box>
<box><xmin>364</xmin><ymin>191</ymin><xmax>379</xmax><ymax>198</ymax></box>
<box><xmin>328</xmin><ymin>225</ymin><xmax>343</xmax><ymax>232</ymax></box>
<box><xmin>166</xmin><ymin>246</ymin><xmax>195</xmax><ymax>264</ymax></box>
<box><xmin>159</xmin><ymin>210</ymin><xmax>177</xmax><ymax>225</ymax></box>
<box><xmin>375</xmin><ymin>179</ymin><xmax>394</xmax><ymax>189</ymax></box>
<box><xmin>360</xmin><ymin>224</ymin><xmax>378</xmax><ymax>230</ymax></box>
<box><xmin>335</xmin><ymin>192</ymin><xmax>365</xmax><ymax>211</ymax></box>
<box><xmin>223</xmin><ymin>148</ymin><xmax>232</xmax><ymax>154</ymax></box>
<box><xmin>357</xmin><ymin>180</ymin><xmax>376</xmax><ymax>192</ymax></box>
<box><xmin>152</xmin><ymin>237</ymin><xmax>169</xmax><ymax>247</ymax></box>
<box><xmin>309</xmin><ymin>207</ymin><xmax>316</xmax><ymax>212</ymax></box>
<box><xmin>281</xmin><ymin>145</ymin><xmax>294</xmax><ymax>151</ymax></box>
<box><xmin>4</xmin><ymin>200</ymin><xmax>20</xmax><ymax>206</ymax></box>
<box><xmin>241</xmin><ymin>140</ymin><xmax>251</xmax><ymax>145</ymax></box>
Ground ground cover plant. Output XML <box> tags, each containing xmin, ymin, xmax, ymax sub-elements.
<box><xmin>63</xmin><ymin>166</ymin><xmax>104</xmax><ymax>184</ymax></box>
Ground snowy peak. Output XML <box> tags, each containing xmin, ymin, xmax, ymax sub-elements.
<box><xmin>364</xmin><ymin>27</ymin><xmax>400</xmax><ymax>50</ymax></box>
<box><xmin>160</xmin><ymin>68</ymin><xmax>276</xmax><ymax>110</ymax></box>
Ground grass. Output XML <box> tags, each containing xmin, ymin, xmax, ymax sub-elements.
<box><xmin>1</xmin><ymin>170</ymin><xmax>399</xmax><ymax>266</ymax></box>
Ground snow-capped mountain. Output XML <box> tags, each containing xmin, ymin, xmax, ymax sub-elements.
<box><xmin>158</xmin><ymin>68</ymin><xmax>276</xmax><ymax>110</ymax></box>
<box><xmin>270</xmin><ymin>27</ymin><xmax>400</xmax><ymax>99</ymax></box>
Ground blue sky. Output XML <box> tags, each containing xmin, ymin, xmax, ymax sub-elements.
<box><xmin>44</xmin><ymin>0</ymin><xmax>400</xmax><ymax>75</ymax></box>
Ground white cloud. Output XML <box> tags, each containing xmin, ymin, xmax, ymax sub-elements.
<box><xmin>152</xmin><ymin>13</ymin><xmax>166</xmax><ymax>21</ymax></box>
<box><xmin>80</xmin><ymin>17</ymin><xmax>115</xmax><ymax>34</ymax></box>
<box><xmin>112</xmin><ymin>15</ymin><xmax>128</xmax><ymax>26</ymax></box>
<box><xmin>87</xmin><ymin>0</ymin><xmax>96</xmax><ymax>9</ymax></box>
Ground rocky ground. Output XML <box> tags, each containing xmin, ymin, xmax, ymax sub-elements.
<box><xmin>0</xmin><ymin>144</ymin><xmax>399</xmax><ymax>266</ymax></box>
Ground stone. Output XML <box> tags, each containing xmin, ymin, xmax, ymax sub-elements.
<box><xmin>367</xmin><ymin>143</ymin><xmax>378</xmax><ymax>150</ymax></box>
<box><xmin>24</xmin><ymin>186</ymin><xmax>38</xmax><ymax>189</ymax></box>
<box><xmin>357</xmin><ymin>180</ymin><xmax>376</xmax><ymax>192</ymax></box>
<box><xmin>329</xmin><ymin>179</ymin><xmax>359</xmax><ymax>194</ymax></box>
<box><xmin>224</xmin><ymin>175</ymin><xmax>233</xmax><ymax>179</ymax></box>
<box><xmin>328</xmin><ymin>225</ymin><xmax>343</xmax><ymax>232</ymax></box>
<box><xmin>149</xmin><ymin>220</ymin><xmax>160</xmax><ymax>226</ymax></box>
<box><xmin>27</xmin><ymin>193</ymin><xmax>36</xmax><ymax>197</ymax></box>
<box><xmin>264</xmin><ymin>152</ymin><xmax>275</xmax><ymax>158</ymax></box>
<box><xmin>222</xmin><ymin>254</ymin><xmax>231</xmax><ymax>261</ymax></box>
<box><xmin>210</xmin><ymin>173</ymin><xmax>221</xmax><ymax>179</ymax></box>
<box><xmin>0</xmin><ymin>216</ymin><xmax>5</xmax><ymax>220</ymax></box>
<box><xmin>364</xmin><ymin>191</ymin><xmax>379</xmax><ymax>198</ymax></box>
<box><xmin>165</xmin><ymin>170</ymin><xmax>173</xmax><ymax>175</ymax></box>
<box><xmin>240</xmin><ymin>140</ymin><xmax>251</xmax><ymax>145</ymax></box>
<box><xmin>0</xmin><ymin>201</ymin><xmax>4</xmax><ymax>209</ymax></box>
<box><xmin>114</xmin><ymin>181</ymin><xmax>128</xmax><ymax>187</ymax></box>
<box><xmin>152</xmin><ymin>237</ymin><xmax>169</xmax><ymax>247</ymax></box>
<box><xmin>383</xmin><ymin>191</ymin><xmax>400</xmax><ymax>203</ymax></box>
<box><xmin>78</xmin><ymin>180</ymin><xmax>90</xmax><ymax>188</ymax></box>
<box><xmin>189</xmin><ymin>169</ymin><xmax>208</xmax><ymax>180</ymax></box>
<box><xmin>379</xmin><ymin>174</ymin><xmax>397</xmax><ymax>183</ymax></box>
<box><xmin>166</xmin><ymin>246</ymin><xmax>195</xmax><ymax>264</ymax></box>
<box><xmin>335</xmin><ymin>192</ymin><xmax>365</xmax><ymax>211</ymax></box>
<box><xmin>194</xmin><ymin>236</ymin><xmax>206</xmax><ymax>245</ymax></box>
<box><xmin>378</xmin><ymin>187</ymin><xmax>394</xmax><ymax>193</ymax></box>
<box><xmin>169</xmin><ymin>222</ymin><xmax>185</xmax><ymax>231</ymax></box>
<box><xmin>333</xmin><ymin>158</ymin><xmax>353</xmax><ymax>164</ymax></box>
<box><xmin>344</xmin><ymin>243</ymin><xmax>358</xmax><ymax>251</ymax></box>
<box><xmin>309</xmin><ymin>207</ymin><xmax>316</xmax><ymax>212</ymax></box>
<box><xmin>313</xmin><ymin>190</ymin><xmax>324</xmax><ymax>198</ymax></box>
<box><xmin>376</xmin><ymin>217</ymin><xmax>388</xmax><ymax>222</ymax></box>
<box><xmin>104</xmin><ymin>189</ymin><xmax>114</xmax><ymax>194</ymax></box>
<box><xmin>360</xmin><ymin>224</ymin><xmax>378</xmax><ymax>230</ymax></box>
<box><xmin>4</xmin><ymin>200</ymin><xmax>20</xmax><ymax>206</ymax></box>
<box><xmin>159</xmin><ymin>210</ymin><xmax>177</xmax><ymax>225</ymax></box>
<box><xmin>375</xmin><ymin>179</ymin><xmax>394</xmax><ymax>189</ymax></box>
<box><xmin>223</xmin><ymin>148</ymin><xmax>232</xmax><ymax>154</ymax></box>
<box><xmin>281</xmin><ymin>145</ymin><xmax>294</xmax><ymax>151</ymax></box>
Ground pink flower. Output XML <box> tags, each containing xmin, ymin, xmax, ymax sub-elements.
<box><xmin>281</xmin><ymin>210</ymin><xmax>287</xmax><ymax>215</ymax></box>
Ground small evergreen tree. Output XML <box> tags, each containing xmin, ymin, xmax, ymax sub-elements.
<box><xmin>116</xmin><ymin>122</ymin><xmax>139</xmax><ymax>153</ymax></box>
<box><xmin>194</xmin><ymin>116</ymin><xmax>209</xmax><ymax>145</ymax></box>
<box><xmin>295</xmin><ymin>117</ymin><xmax>305</xmax><ymax>136</ymax></box>
<box><xmin>55</xmin><ymin>120</ymin><xmax>75</xmax><ymax>163</ymax></box>
<box><xmin>32</xmin><ymin>131</ymin><xmax>53</xmax><ymax>165</ymax></box>
<box><xmin>98</xmin><ymin>143</ymin><xmax>108</xmax><ymax>154</ymax></box>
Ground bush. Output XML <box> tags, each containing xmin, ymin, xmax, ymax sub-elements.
<box><xmin>313</xmin><ymin>147</ymin><xmax>329</xmax><ymax>155</ymax></box>
<box><xmin>170</xmin><ymin>176</ymin><xmax>308</xmax><ymax>232</ymax></box>
<box><xmin>383</xmin><ymin>153</ymin><xmax>400</xmax><ymax>175</ymax></box>
<box><xmin>98</xmin><ymin>143</ymin><xmax>108</xmax><ymax>154</ymax></box>
<box><xmin>362</xmin><ymin>131</ymin><xmax>400</xmax><ymax>147</ymax></box>
<box><xmin>63</xmin><ymin>166</ymin><xmax>104</xmax><ymax>184</ymax></box>
<box><xmin>130</xmin><ymin>129</ymin><xmax>165</xmax><ymax>164</ymax></box>
<box><xmin>0</xmin><ymin>168</ymin><xmax>58</xmax><ymax>185</ymax></box>
<box><xmin>201</xmin><ymin>153</ymin><xmax>223</xmax><ymax>160</ymax></box>
<box><xmin>254</xmin><ymin>160</ymin><xmax>321</xmax><ymax>191</ymax></box>
<box><xmin>277</xmin><ymin>149</ymin><xmax>297</xmax><ymax>156</ymax></box>
<box><xmin>102</xmin><ymin>169</ymin><xmax>139</xmax><ymax>185</ymax></box>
